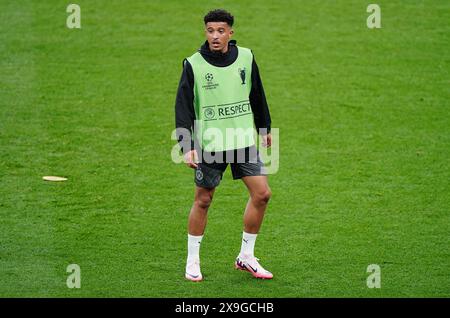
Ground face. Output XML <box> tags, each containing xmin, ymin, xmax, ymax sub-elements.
<box><xmin>205</xmin><ymin>22</ymin><xmax>233</xmax><ymax>53</ymax></box>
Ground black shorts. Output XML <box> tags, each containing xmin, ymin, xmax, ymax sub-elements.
<box><xmin>194</xmin><ymin>146</ymin><xmax>265</xmax><ymax>189</ymax></box>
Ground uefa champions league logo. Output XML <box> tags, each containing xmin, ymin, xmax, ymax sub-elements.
<box><xmin>202</xmin><ymin>73</ymin><xmax>218</xmax><ymax>90</ymax></box>
<box><xmin>205</xmin><ymin>73</ymin><xmax>214</xmax><ymax>82</ymax></box>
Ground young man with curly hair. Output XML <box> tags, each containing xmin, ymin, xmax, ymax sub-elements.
<box><xmin>175</xmin><ymin>9</ymin><xmax>273</xmax><ymax>281</ymax></box>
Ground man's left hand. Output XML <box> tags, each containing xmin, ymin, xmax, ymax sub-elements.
<box><xmin>262</xmin><ymin>133</ymin><xmax>272</xmax><ymax>148</ymax></box>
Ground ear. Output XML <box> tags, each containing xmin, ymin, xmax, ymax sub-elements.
<box><xmin>229</xmin><ymin>29</ymin><xmax>234</xmax><ymax>36</ymax></box>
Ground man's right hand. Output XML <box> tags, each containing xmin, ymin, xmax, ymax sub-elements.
<box><xmin>184</xmin><ymin>149</ymin><xmax>199</xmax><ymax>169</ymax></box>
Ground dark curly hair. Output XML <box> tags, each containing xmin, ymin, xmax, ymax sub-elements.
<box><xmin>204</xmin><ymin>9</ymin><xmax>234</xmax><ymax>27</ymax></box>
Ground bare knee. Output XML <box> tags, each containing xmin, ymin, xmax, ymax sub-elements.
<box><xmin>252</xmin><ymin>188</ymin><xmax>272</xmax><ymax>206</ymax></box>
<box><xmin>195</xmin><ymin>190</ymin><xmax>214</xmax><ymax>210</ymax></box>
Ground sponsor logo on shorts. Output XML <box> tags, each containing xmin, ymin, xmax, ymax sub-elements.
<box><xmin>195</xmin><ymin>169</ymin><xmax>203</xmax><ymax>181</ymax></box>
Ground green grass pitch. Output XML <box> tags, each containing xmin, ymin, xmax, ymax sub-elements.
<box><xmin>0</xmin><ymin>0</ymin><xmax>449</xmax><ymax>297</ymax></box>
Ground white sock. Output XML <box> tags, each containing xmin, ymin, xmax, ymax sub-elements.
<box><xmin>240</xmin><ymin>232</ymin><xmax>257</xmax><ymax>258</ymax></box>
<box><xmin>187</xmin><ymin>234</ymin><xmax>203</xmax><ymax>263</ymax></box>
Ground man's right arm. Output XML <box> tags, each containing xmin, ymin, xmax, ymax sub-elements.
<box><xmin>175</xmin><ymin>59</ymin><xmax>195</xmax><ymax>155</ymax></box>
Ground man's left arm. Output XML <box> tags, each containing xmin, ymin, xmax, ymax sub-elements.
<box><xmin>249</xmin><ymin>55</ymin><xmax>272</xmax><ymax>146</ymax></box>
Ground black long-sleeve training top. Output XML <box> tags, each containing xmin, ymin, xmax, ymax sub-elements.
<box><xmin>175</xmin><ymin>40</ymin><xmax>271</xmax><ymax>154</ymax></box>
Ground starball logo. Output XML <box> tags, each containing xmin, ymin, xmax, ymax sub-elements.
<box><xmin>202</xmin><ymin>73</ymin><xmax>219</xmax><ymax>90</ymax></box>
<box><xmin>205</xmin><ymin>73</ymin><xmax>213</xmax><ymax>81</ymax></box>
